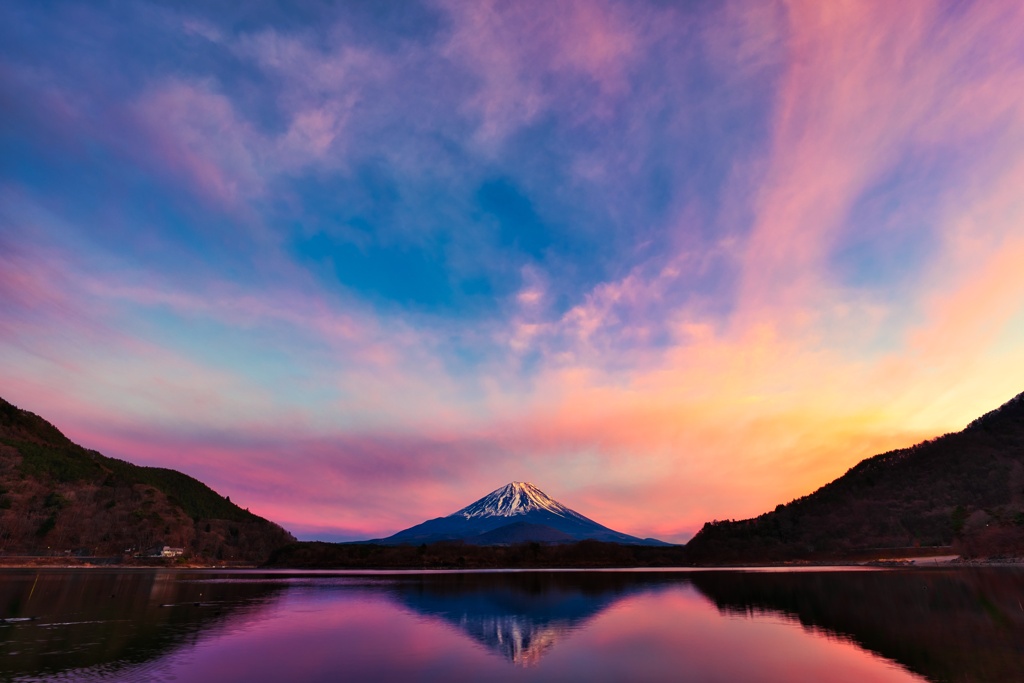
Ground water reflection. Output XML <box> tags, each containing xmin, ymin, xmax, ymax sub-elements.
<box><xmin>0</xmin><ymin>568</ymin><xmax>1019</xmax><ymax>682</ymax></box>
<box><xmin>688</xmin><ymin>568</ymin><xmax>1024</xmax><ymax>683</ymax></box>
<box><xmin>0</xmin><ymin>570</ymin><xmax>285</xmax><ymax>680</ymax></box>
<box><xmin>386</xmin><ymin>572</ymin><xmax>657</xmax><ymax>665</ymax></box>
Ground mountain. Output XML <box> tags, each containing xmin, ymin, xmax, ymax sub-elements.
<box><xmin>0</xmin><ymin>396</ymin><xmax>294</xmax><ymax>562</ymax></box>
<box><xmin>686</xmin><ymin>391</ymin><xmax>1024</xmax><ymax>562</ymax></box>
<box><xmin>374</xmin><ymin>481</ymin><xmax>669</xmax><ymax>546</ymax></box>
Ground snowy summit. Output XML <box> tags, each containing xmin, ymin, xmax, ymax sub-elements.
<box><xmin>453</xmin><ymin>482</ymin><xmax>586</xmax><ymax>520</ymax></box>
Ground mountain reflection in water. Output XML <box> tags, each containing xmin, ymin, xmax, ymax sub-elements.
<box><xmin>386</xmin><ymin>572</ymin><xmax>655</xmax><ymax>666</ymax></box>
<box><xmin>0</xmin><ymin>568</ymin><xmax>1020</xmax><ymax>682</ymax></box>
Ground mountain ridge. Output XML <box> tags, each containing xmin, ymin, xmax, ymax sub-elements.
<box><xmin>0</xmin><ymin>396</ymin><xmax>294</xmax><ymax>562</ymax></box>
<box><xmin>373</xmin><ymin>481</ymin><xmax>670</xmax><ymax>546</ymax></box>
<box><xmin>685</xmin><ymin>390</ymin><xmax>1024</xmax><ymax>562</ymax></box>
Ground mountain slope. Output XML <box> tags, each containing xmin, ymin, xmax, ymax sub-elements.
<box><xmin>0</xmin><ymin>396</ymin><xmax>294</xmax><ymax>561</ymax></box>
<box><xmin>686</xmin><ymin>391</ymin><xmax>1024</xmax><ymax>562</ymax></box>
<box><xmin>376</xmin><ymin>482</ymin><xmax>668</xmax><ymax>546</ymax></box>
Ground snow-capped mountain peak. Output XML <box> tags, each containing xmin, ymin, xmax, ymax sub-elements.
<box><xmin>378</xmin><ymin>480</ymin><xmax>669</xmax><ymax>545</ymax></box>
<box><xmin>451</xmin><ymin>482</ymin><xmax>585</xmax><ymax>520</ymax></box>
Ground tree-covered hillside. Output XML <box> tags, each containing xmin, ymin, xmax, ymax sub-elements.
<box><xmin>686</xmin><ymin>392</ymin><xmax>1024</xmax><ymax>562</ymax></box>
<box><xmin>0</xmin><ymin>397</ymin><xmax>293</xmax><ymax>562</ymax></box>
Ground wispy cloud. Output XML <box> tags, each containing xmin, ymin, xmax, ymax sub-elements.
<box><xmin>4</xmin><ymin>0</ymin><xmax>1024</xmax><ymax>542</ymax></box>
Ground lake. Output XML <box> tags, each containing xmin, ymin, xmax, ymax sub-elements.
<box><xmin>0</xmin><ymin>567</ymin><xmax>1021</xmax><ymax>682</ymax></box>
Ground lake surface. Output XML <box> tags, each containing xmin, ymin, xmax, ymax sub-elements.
<box><xmin>0</xmin><ymin>567</ymin><xmax>1022</xmax><ymax>682</ymax></box>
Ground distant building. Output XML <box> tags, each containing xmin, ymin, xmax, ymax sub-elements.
<box><xmin>157</xmin><ymin>546</ymin><xmax>184</xmax><ymax>558</ymax></box>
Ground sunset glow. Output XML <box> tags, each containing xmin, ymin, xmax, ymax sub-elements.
<box><xmin>3</xmin><ymin>1</ymin><xmax>1024</xmax><ymax>542</ymax></box>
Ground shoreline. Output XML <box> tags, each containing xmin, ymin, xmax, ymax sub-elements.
<box><xmin>0</xmin><ymin>557</ymin><xmax>258</xmax><ymax>570</ymax></box>
<box><xmin>1</xmin><ymin>555</ymin><xmax>1022</xmax><ymax>571</ymax></box>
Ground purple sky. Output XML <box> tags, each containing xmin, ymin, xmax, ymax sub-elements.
<box><xmin>3</xmin><ymin>1</ymin><xmax>1024</xmax><ymax>542</ymax></box>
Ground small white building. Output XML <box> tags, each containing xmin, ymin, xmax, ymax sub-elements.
<box><xmin>160</xmin><ymin>546</ymin><xmax>184</xmax><ymax>557</ymax></box>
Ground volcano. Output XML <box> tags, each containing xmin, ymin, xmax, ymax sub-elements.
<box><xmin>376</xmin><ymin>482</ymin><xmax>669</xmax><ymax>546</ymax></box>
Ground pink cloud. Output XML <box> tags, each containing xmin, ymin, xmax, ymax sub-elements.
<box><xmin>736</xmin><ymin>1</ymin><xmax>1024</xmax><ymax>325</ymax></box>
<box><xmin>9</xmin><ymin>2</ymin><xmax>1024</xmax><ymax>545</ymax></box>
<box><xmin>37</xmin><ymin>418</ymin><xmax>506</xmax><ymax>539</ymax></box>
<box><xmin>456</xmin><ymin>0</ymin><xmax>1024</xmax><ymax>538</ymax></box>
<box><xmin>132</xmin><ymin>79</ymin><xmax>263</xmax><ymax>206</ymax></box>
<box><xmin>126</xmin><ymin>29</ymin><xmax>394</xmax><ymax>208</ymax></box>
<box><xmin>237</xmin><ymin>34</ymin><xmax>367</xmax><ymax>168</ymax></box>
<box><xmin>441</xmin><ymin>0</ymin><xmax>653</xmax><ymax>143</ymax></box>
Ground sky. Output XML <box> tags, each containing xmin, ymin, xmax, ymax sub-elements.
<box><xmin>3</xmin><ymin>1</ymin><xmax>1024</xmax><ymax>543</ymax></box>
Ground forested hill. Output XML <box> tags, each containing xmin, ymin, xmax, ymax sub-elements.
<box><xmin>0</xmin><ymin>396</ymin><xmax>293</xmax><ymax>562</ymax></box>
<box><xmin>686</xmin><ymin>392</ymin><xmax>1024</xmax><ymax>563</ymax></box>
